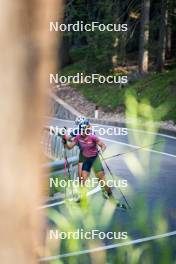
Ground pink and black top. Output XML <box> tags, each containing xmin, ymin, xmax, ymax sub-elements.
<box><xmin>73</xmin><ymin>135</ymin><xmax>100</xmax><ymax>158</ymax></box>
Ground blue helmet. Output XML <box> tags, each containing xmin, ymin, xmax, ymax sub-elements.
<box><xmin>78</xmin><ymin>118</ymin><xmax>91</xmax><ymax>133</ymax></box>
<box><xmin>75</xmin><ymin>116</ymin><xmax>90</xmax><ymax>126</ymax></box>
<box><xmin>79</xmin><ymin>118</ymin><xmax>90</xmax><ymax>127</ymax></box>
<box><xmin>75</xmin><ymin>116</ymin><xmax>86</xmax><ymax>126</ymax></box>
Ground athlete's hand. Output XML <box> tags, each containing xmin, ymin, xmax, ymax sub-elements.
<box><xmin>62</xmin><ymin>135</ymin><xmax>67</xmax><ymax>145</ymax></box>
<box><xmin>97</xmin><ymin>140</ymin><xmax>106</xmax><ymax>153</ymax></box>
<box><xmin>101</xmin><ymin>145</ymin><xmax>106</xmax><ymax>152</ymax></box>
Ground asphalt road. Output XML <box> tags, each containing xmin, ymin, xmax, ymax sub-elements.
<box><xmin>42</xmin><ymin>117</ymin><xmax>176</xmax><ymax>262</ymax></box>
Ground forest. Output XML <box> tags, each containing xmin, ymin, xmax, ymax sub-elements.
<box><xmin>58</xmin><ymin>0</ymin><xmax>176</xmax><ymax>121</ymax></box>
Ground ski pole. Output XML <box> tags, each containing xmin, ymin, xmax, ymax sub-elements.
<box><xmin>99</xmin><ymin>152</ymin><xmax>131</xmax><ymax>209</ymax></box>
<box><xmin>104</xmin><ymin>140</ymin><xmax>164</xmax><ymax>161</ymax></box>
<box><xmin>50</xmin><ymin>126</ymin><xmax>74</xmax><ymax>199</ymax></box>
<box><xmin>63</xmin><ymin>139</ymin><xmax>74</xmax><ymax>199</ymax></box>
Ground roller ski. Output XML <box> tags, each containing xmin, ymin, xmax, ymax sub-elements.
<box><xmin>102</xmin><ymin>190</ymin><xmax>127</xmax><ymax>210</ymax></box>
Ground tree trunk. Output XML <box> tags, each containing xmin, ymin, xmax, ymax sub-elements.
<box><xmin>139</xmin><ymin>0</ymin><xmax>151</xmax><ymax>74</ymax></box>
<box><xmin>0</xmin><ymin>0</ymin><xmax>63</xmax><ymax>263</ymax></box>
<box><xmin>166</xmin><ymin>10</ymin><xmax>172</xmax><ymax>59</ymax></box>
<box><xmin>157</xmin><ymin>0</ymin><xmax>167</xmax><ymax>72</ymax></box>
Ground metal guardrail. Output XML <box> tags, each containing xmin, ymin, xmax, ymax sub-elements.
<box><xmin>42</xmin><ymin>156</ymin><xmax>78</xmax><ymax>171</ymax></box>
<box><xmin>41</xmin><ymin>126</ymin><xmax>79</xmax><ymax>160</ymax></box>
<box><xmin>41</xmin><ymin>126</ymin><xmax>79</xmax><ymax>197</ymax></box>
<box><xmin>42</xmin><ymin>156</ymin><xmax>79</xmax><ymax>186</ymax></box>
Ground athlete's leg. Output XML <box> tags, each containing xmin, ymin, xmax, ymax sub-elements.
<box><xmin>96</xmin><ymin>170</ymin><xmax>112</xmax><ymax>195</ymax></box>
<box><xmin>80</xmin><ymin>156</ymin><xmax>93</xmax><ymax>183</ymax></box>
<box><xmin>81</xmin><ymin>170</ymin><xmax>90</xmax><ymax>183</ymax></box>
<box><xmin>93</xmin><ymin>155</ymin><xmax>112</xmax><ymax>195</ymax></box>
<box><xmin>74</xmin><ymin>161</ymin><xmax>85</xmax><ymax>202</ymax></box>
<box><xmin>78</xmin><ymin>152</ymin><xmax>84</xmax><ymax>181</ymax></box>
<box><xmin>78</xmin><ymin>162</ymin><xmax>83</xmax><ymax>179</ymax></box>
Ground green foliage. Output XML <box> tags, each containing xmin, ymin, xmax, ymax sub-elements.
<box><xmin>49</xmin><ymin>174</ymin><xmax>65</xmax><ymax>196</ymax></box>
<box><xmin>87</xmin><ymin>31</ymin><xmax>116</xmax><ymax>73</ymax></box>
<box><xmin>62</xmin><ymin>0</ymin><xmax>176</xmax><ymax>75</ymax></box>
<box><xmin>61</xmin><ymin>65</ymin><xmax>176</xmax><ymax>122</ymax></box>
<box><xmin>70</xmin><ymin>47</ymin><xmax>89</xmax><ymax>63</ymax></box>
<box><xmin>129</xmin><ymin>69</ymin><xmax>176</xmax><ymax>121</ymax></box>
<box><xmin>64</xmin><ymin>0</ymin><xmax>128</xmax><ymax>73</ymax></box>
<box><xmin>44</xmin><ymin>98</ymin><xmax>176</xmax><ymax>263</ymax></box>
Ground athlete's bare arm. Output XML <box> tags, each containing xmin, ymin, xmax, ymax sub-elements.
<box><xmin>97</xmin><ymin>140</ymin><xmax>106</xmax><ymax>152</ymax></box>
<box><xmin>64</xmin><ymin>141</ymin><xmax>77</xmax><ymax>149</ymax></box>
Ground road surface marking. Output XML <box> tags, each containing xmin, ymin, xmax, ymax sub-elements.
<box><xmin>39</xmin><ymin>186</ymin><xmax>101</xmax><ymax>209</ymax></box>
<box><xmin>46</xmin><ymin>117</ymin><xmax>176</xmax><ymax>140</ymax></box>
<box><xmin>101</xmin><ymin>137</ymin><xmax>176</xmax><ymax>158</ymax></box>
<box><xmin>39</xmin><ymin>230</ymin><xmax>176</xmax><ymax>261</ymax></box>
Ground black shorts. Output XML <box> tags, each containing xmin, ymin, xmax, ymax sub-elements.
<box><xmin>82</xmin><ymin>155</ymin><xmax>104</xmax><ymax>173</ymax></box>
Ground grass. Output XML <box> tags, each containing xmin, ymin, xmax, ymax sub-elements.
<box><xmin>60</xmin><ymin>63</ymin><xmax>176</xmax><ymax>122</ymax></box>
